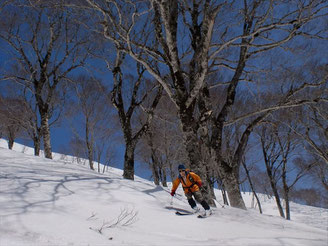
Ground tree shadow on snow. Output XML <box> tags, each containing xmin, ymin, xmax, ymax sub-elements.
<box><xmin>0</xmin><ymin>164</ymin><xmax>121</xmax><ymax>217</ymax></box>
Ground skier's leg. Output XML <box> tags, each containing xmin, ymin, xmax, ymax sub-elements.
<box><xmin>186</xmin><ymin>192</ymin><xmax>198</xmax><ymax>210</ymax></box>
<box><xmin>193</xmin><ymin>190</ymin><xmax>210</xmax><ymax>210</ymax></box>
<box><xmin>200</xmin><ymin>200</ymin><xmax>210</xmax><ymax>210</ymax></box>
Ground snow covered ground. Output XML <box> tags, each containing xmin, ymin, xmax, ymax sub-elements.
<box><xmin>0</xmin><ymin>139</ymin><xmax>327</xmax><ymax>246</ymax></box>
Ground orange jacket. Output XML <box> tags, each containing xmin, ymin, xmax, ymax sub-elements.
<box><xmin>171</xmin><ymin>170</ymin><xmax>202</xmax><ymax>194</ymax></box>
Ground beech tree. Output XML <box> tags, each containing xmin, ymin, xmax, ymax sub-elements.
<box><xmin>291</xmin><ymin>188</ymin><xmax>325</xmax><ymax>208</ymax></box>
<box><xmin>258</xmin><ymin>123</ymin><xmax>286</xmax><ymax>218</ymax></box>
<box><xmin>70</xmin><ymin>75</ymin><xmax>113</xmax><ymax>170</ymax></box>
<box><xmin>0</xmin><ymin>84</ymin><xmax>43</xmax><ymax>155</ymax></box>
<box><xmin>257</xmin><ymin>111</ymin><xmax>318</xmax><ymax>220</ymax></box>
<box><xmin>138</xmin><ymin>94</ymin><xmax>187</xmax><ymax>186</ymax></box>
<box><xmin>292</xmin><ymin>97</ymin><xmax>328</xmax><ymax>165</ymax></box>
<box><xmin>0</xmin><ymin>96</ymin><xmax>25</xmax><ymax>149</ymax></box>
<box><xmin>0</xmin><ymin>1</ymin><xmax>90</xmax><ymax>158</ymax></box>
<box><xmin>241</xmin><ymin>159</ymin><xmax>263</xmax><ymax>214</ymax></box>
<box><xmin>289</xmin><ymin>103</ymin><xmax>328</xmax><ymax>195</ymax></box>
<box><xmin>283</xmin><ymin>65</ymin><xmax>327</xmax><ymax>199</ymax></box>
<box><xmin>305</xmin><ymin>157</ymin><xmax>328</xmax><ymax>192</ymax></box>
<box><xmin>142</xmin><ymin>129</ymin><xmax>169</xmax><ymax>186</ymax></box>
<box><xmin>82</xmin><ymin>0</ymin><xmax>328</xmax><ymax>209</ymax></box>
<box><xmin>110</xmin><ymin>51</ymin><xmax>163</xmax><ymax>180</ymax></box>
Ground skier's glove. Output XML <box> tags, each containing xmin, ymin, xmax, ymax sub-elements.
<box><xmin>170</xmin><ymin>190</ymin><xmax>175</xmax><ymax>196</ymax></box>
<box><xmin>197</xmin><ymin>181</ymin><xmax>202</xmax><ymax>187</ymax></box>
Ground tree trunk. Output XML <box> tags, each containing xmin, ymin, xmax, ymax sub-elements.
<box><xmin>203</xmin><ymin>176</ymin><xmax>216</xmax><ymax>207</ymax></box>
<box><xmin>7</xmin><ymin>132</ymin><xmax>14</xmax><ymax>150</ymax></box>
<box><xmin>219</xmin><ymin>163</ymin><xmax>246</xmax><ymax>209</ymax></box>
<box><xmin>225</xmin><ymin>184</ymin><xmax>245</xmax><ymax>209</ymax></box>
<box><xmin>151</xmin><ymin>162</ymin><xmax>160</xmax><ymax>186</ymax></box>
<box><xmin>222</xmin><ymin>189</ymin><xmax>229</xmax><ymax>206</ymax></box>
<box><xmin>150</xmin><ymin>145</ymin><xmax>160</xmax><ymax>185</ymax></box>
<box><xmin>242</xmin><ymin>161</ymin><xmax>262</xmax><ymax>213</ymax></box>
<box><xmin>203</xmin><ymin>163</ymin><xmax>217</xmax><ymax>207</ymax></box>
<box><xmin>169</xmin><ymin>162</ymin><xmax>175</xmax><ymax>183</ymax></box>
<box><xmin>217</xmin><ymin>176</ymin><xmax>229</xmax><ymax>206</ymax></box>
<box><xmin>87</xmin><ymin>153</ymin><xmax>94</xmax><ymax>170</ymax></box>
<box><xmin>123</xmin><ymin>143</ymin><xmax>135</xmax><ymax>180</ymax></box>
<box><xmin>273</xmin><ymin>187</ymin><xmax>285</xmax><ymax>218</ymax></box>
<box><xmin>180</xmin><ymin>107</ymin><xmax>247</xmax><ymax>209</ymax></box>
<box><xmin>179</xmin><ymin>111</ymin><xmax>216</xmax><ymax>206</ymax></box>
<box><xmin>31</xmin><ymin>126</ymin><xmax>42</xmax><ymax>156</ymax></box>
<box><xmin>85</xmin><ymin>120</ymin><xmax>94</xmax><ymax>170</ymax></box>
<box><xmin>251</xmin><ymin>188</ymin><xmax>262</xmax><ymax>213</ymax></box>
<box><xmin>268</xmin><ymin>173</ymin><xmax>285</xmax><ymax>218</ymax></box>
<box><xmin>263</xmin><ymin>151</ymin><xmax>285</xmax><ymax>217</ymax></box>
<box><xmin>40</xmin><ymin>114</ymin><xmax>52</xmax><ymax>159</ymax></box>
<box><xmin>282</xmin><ymin>168</ymin><xmax>291</xmax><ymax>220</ymax></box>
<box><xmin>33</xmin><ymin>137</ymin><xmax>41</xmax><ymax>156</ymax></box>
<box><xmin>284</xmin><ymin>192</ymin><xmax>290</xmax><ymax>220</ymax></box>
<box><xmin>161</xmin><ymin>168</ymin><xmax>168</xmax><ymax>187</ymax></box>
<box><xmin>8</xmin><ymin>139</ymin><xmax>14</xmax><ymax>149</ymax></box>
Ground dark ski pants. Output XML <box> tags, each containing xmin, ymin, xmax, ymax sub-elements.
<box><xmin>185</xmin><ymin>190</ymin><xmax>210</xmax><ymax>210</ymax></box>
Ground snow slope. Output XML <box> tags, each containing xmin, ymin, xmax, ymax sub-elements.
<box><xmin>0</xmin><ymin>139</ymin><xmax>327</xmax><ymax>246</ymax></box>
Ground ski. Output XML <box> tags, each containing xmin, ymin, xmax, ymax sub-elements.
<box><xmin>165</xmin><ymin>205</ymin><xmax>194</xmax><ymax>215</ymax></box>
<box><xmin>175</xmin><ymin>211</ymin><xmax>194</xmax><ymax>216</ymax></box>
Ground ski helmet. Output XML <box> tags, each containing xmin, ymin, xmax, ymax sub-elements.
<box><xmin>178</xmin><ymin>164</ymin><xmax>186</xmax><ymax>171</ymax></box>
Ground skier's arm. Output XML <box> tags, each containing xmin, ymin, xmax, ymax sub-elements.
<box><xmin>191</xmin><ymin>173</ymin><xmax>202</xmax><ymax>187</ymax></box>
<box><xmin>170</xmin><ymin>178</ymin><xmax>181</xmax><ymax>196</ymax></box>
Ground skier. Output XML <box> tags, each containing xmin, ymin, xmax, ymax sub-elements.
<box><xmin>170</xmin><ymin>164</ymin><xmax>212</xmax><ymax>216</ymax></box>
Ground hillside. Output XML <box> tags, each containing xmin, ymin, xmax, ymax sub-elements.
<box><xmin>0</xmin><ymin>140</ymin><xmax>327</xmax><ymax>246</ymax></box>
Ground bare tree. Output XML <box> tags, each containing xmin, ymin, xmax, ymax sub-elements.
<box><xmin>241</xmin><ymin>158</ymin><xmax>263</xmax><ymax>214</ymax></box>
<box><xmin>275</xmin><ymin>123</ymin><xmax>304</xmax><ymax>220</ymax></box>
<box><xmin>277</xmin><ymin>62</ymin><xmax>328</xmax><ymax>165</ymax></box>
<box><xmin>138</xmin><ymin>94</ymin><xmax>187</xmax><ymax>186</ymax></box>
<box><xmin>0</xmin><ymin>72</ymin><xmax>69</xmax><ymax>156</ymax></box>
<box><xmin>0</xmin><ymin>82</ymin><xmax>45</xmax><ymax>154</ymax></box>
<box><xmin>82</xmin><ymin>0</ymin><xmax>328</xmax><ymax>209</ymax></box>
<box><xmin>143</xmin><ymin>129</ymin><xmax>166</xmax><ymax>186</ymax></box>
<box><xmin>110</xmin><ymin>51</ymin><xmax>163</xmax><ymax>180</ymax></box>
<box><xmin>258</xmin><ymin>123</ymin><xmax>286</xmax><ymax>218</ymax></box>
<box><xmin>291</xmin><ymin>187</ymin><xmax>327</xmax><ymax>208</ymax></box>
<box><xmin>102</xmin><ymin>144</ymin><xmax>118</xmax><ymax>173</ymax></box>
<box><xmin>293</xmin><ymin>102</ymin><xmax>328</xmax><ymax>165</ymax></box>
<box><xmin>24</xmin><ymin>103</ymin><xmax>43</xmax><ymax>156</ymax></box>
<box><xmin>0</xmin><ymin>0</ymin><xmax>13</xmax><ymax>13</ymax></box>
<box><xmin>0</xmin><ymin>96</ymin><xmax>25</xmax><ymax>149</ymax></box>
<box><xmin>68</xmin><ymin>75</ymin><xmax>114</xmax><ymax>171</ymax></box>
<box><xmin>258</xmin><ymin>114</ymin><xmax>315</xmax><ymax>220</ymax></box>
<box><xmin>306</xmin><ymin>157</ymin><xmax>328</xmax><ymax>192</ymax></box>
<box><xmin>0</xmin><ymin>1</ymin><xmax>91</xmax><ymax>158</ymax></box>
<box><xmin>69</xmin><ymin>136</ymin><xmax>88</xmax><ymax>165</ymax></box>
<box><xmin>274</xmin><ymin>63</ymin><xmax>328</xmax><ymax>202</ymax></box>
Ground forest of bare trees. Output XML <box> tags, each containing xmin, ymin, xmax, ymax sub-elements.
<box><xmin>0</xmin><ymin>0</ymin><xmax>327</xmax><ymax>217</ymax></box>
